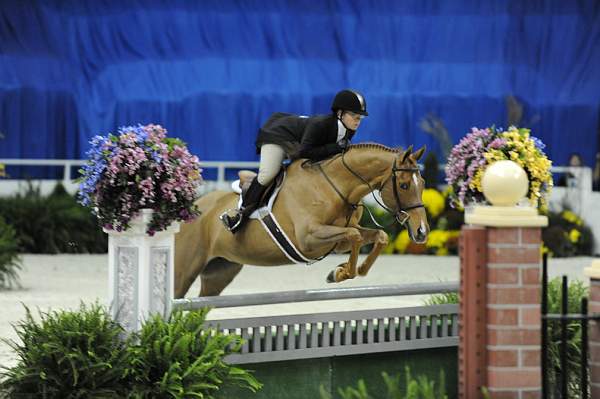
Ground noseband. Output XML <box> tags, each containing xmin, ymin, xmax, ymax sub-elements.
<box><xmin>317</xmin><ymin>152</ymin><xmax>424</xmax><ymax>226</ymax></box>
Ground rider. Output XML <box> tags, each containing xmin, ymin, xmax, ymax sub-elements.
<box><xmin>220</xmin><ymin>89</ymin><xmax>368</xmax><ymax>233</ymax></box>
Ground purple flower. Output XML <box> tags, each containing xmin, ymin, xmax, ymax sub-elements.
<box><xmin>77</xmin><ymin>123</ymin><xmax>203</xmax><ymax>236</ymax></box>
<box><xmin>531</xmin><ymin>136</ymin><xmax>546</xmax><ymax>153</ymax></box>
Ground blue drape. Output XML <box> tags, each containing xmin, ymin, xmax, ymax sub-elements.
<box><xmin>1</xmin><ymin>0</ymin><xmax>599</xmax><ymax>168</ymax></box>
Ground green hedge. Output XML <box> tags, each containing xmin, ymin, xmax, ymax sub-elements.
<box><xmin>0</xmin><ymin>183</ymin><xmax>107</xmax><ymax>254</ymax></box>
<box><xmin>0</xmin><ymin>215</ymin><xmax>21</xmax><ymax>288</ymax></box>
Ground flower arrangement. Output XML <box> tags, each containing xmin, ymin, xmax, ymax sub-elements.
<box><xmin>78</xmin><ymin>124</ymin><xmax>203</xmax><ymax>235</ymax></box>
<box><xmin>445</xmin><ymin>126</ymin><xmax>552</xmax><ymax>210</ymax></box>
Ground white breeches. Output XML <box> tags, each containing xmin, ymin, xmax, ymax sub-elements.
<box><xmin>257</xmin><ymin>144</ymin><xmax>286</xmax><ymax>185</ymax></box>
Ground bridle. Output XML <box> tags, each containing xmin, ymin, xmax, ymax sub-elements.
<box><xmin>315</xmin><ymin>151</ymin><xmax>424</xmax><ymax>227</ymax></box>
<box><xmin>380</xmin><ymin>161</ymin><xmax>425</xmax><ymax>225</ymax></box>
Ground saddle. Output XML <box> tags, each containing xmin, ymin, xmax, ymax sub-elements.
<box><xmin>230</xmin><ymin>166</ymin><xmax>313</xmax><ymax>264</ymax></box>
<box><xmin>232</xmin><ymin>168</ymin><xmax>286</xmax><ymax>212</ymax></box>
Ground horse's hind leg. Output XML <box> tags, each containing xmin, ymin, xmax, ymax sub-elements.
<box><xmin>199</xmin><ymin>257</ymin><xmax>243</xmax><ymax>296</ymax></box>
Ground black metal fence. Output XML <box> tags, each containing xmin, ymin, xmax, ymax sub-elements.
<box><xmin>541</xmin><ymin>254</ymin><xmax>599</xmax><ymax>398</ymax></box>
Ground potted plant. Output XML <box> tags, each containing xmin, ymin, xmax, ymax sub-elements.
<box><xmin>444</xmin><ymin>126</ymin><xmax>552</xmax><ymax>210</ymax></box>
<box><xmin>77</xmin><ymin>124</ymin><xmax>203</xmax><ymax>235</ymax></box>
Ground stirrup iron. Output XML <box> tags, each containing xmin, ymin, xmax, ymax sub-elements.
<box><xmin>219</xmin><ymin>210</ymin><xmax>242</xmax><ymax>232</ymax></box>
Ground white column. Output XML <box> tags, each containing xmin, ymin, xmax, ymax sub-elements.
<box><xmin>105</xmin><ymin>209</ymin><xmax>180</xmax><ymax>332</ymax></box>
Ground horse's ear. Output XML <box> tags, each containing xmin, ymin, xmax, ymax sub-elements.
<box><xmin>412</xmin><ymin>145</ymin><xmax>426</xmax><ymax>161</ymax></box>
<box><xmin>401</xmin><ymin>145</ymin><xmax>413</xmax><ymax>163</ymax></box>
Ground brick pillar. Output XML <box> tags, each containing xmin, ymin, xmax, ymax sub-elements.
<box><xmin>459</xmin><ymin>225</ymin><xmax>488</xmax><ymax>398</ymax></box>
<box><xmin>585</xmin><ymin>260</ymin><xmax>600</xmax><ymax>398</ymax></box>
<box><xmin>486</xmin><ymin>227</ymin><xmax>541</xmax><ymax>399</ymax></box>
<box><xmin>459</xmin><ymin>225</ymin><xmax>544</xmax><ymax>399</ymax></box>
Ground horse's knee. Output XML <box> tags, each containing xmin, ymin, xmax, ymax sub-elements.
<box><xmin>346</xmin><ymin>228</ymin><xmax>363</xmax><ymax>243</ymax></box>
<box><xmin>376</xmin><ymin>230</ymin><xmax>389</xmax><ymax>245</ymax></box>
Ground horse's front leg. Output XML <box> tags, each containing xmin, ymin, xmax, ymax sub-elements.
<box><xmin>300</xmin><ymin>224</ymin><xmax>363</xmax><ymax>283</ymax></box>
<box><xmin>355</xmin><ymin>228</ymin><xmax>389</xmax><ymax>277</ymax></box>
<box><xmin>333</xmin><ymin>227</ymin><xmax>389</xmax><ymax>277</ymax></box>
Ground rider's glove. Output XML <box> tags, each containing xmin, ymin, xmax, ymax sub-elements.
<box><xmin>338</xmin><ymin>139</ymin><xmax>349</xmax><ymax>150</ymax></box>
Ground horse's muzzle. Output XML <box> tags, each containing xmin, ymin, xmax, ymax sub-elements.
<box><xmin>412</xmin><ymin>226</ymin><xmax>428</xmax><ymax>244</ymax></box>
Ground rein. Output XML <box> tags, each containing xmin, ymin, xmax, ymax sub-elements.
<box><xmin>316</xmin><ymin>150</ymin><xmax>424</xmax><ymax>227</ymax></box>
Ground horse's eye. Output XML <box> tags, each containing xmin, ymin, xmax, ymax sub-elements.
<box><xmin>400</xmin><ymin>183</ymin><xmax>409</xmax><ymax>190</ymax></box>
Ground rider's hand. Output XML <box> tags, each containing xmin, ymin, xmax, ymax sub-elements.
<box><xmin>338</xmin><ymin>139</ymin><xmax>349</xmax><ymax>150</ymax></box>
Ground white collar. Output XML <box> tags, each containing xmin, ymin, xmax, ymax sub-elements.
<box><xmin>336</xmin><ymin>119</ymin><xmax>347</xmax><ymax>142</ymax></box>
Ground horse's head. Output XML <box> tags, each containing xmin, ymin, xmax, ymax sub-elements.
<box><xmin>380</xmin><ymin>145</ymin><xmax>429</xmax><ymax>244</ymax></box>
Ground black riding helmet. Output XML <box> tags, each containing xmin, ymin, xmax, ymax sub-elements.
<box><xmin>331</xmin><ymin>89</ymin><xmax>368</xmax><ymax>116</ymax></box>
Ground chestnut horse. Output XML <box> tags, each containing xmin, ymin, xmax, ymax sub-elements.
<box><xmin>174</xmin><ymin>144</ymin><xmax>429</xmax><ymax>297</ymax></box>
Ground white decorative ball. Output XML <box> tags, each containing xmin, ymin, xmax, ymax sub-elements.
<box><xmin>481</xmin><ymin>160</ymin><xmax>529</xmax><ymax>206</ymax></box>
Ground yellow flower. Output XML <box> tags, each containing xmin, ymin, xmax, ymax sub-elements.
<box><xmin>383</xmin><ymin>241</ymin><xmax>395</xmax><ymax>254</ymax></box>
<box><xmin>426</xmin><ymin>229</ymin><xmax>449</xmax><ymax>249</ymax></box>
<box><xmin>447</xmin><ymin>230</ymin><xmax>461</xmax><ymax>240</ymax></box>
<box><xmin>436</xmin><ymin>247</ymin><xmax>449</xmax><ymax>256</ymax></box>
<box><xmin>569</xmin><ymin>229</ymin><xmax>581</xmax><ymax>243</ymax></box>
<box><xmin>394</xmin><ymin>229</ymin><xmax>410</xmax><ymax>253</ymax></box>
<box><xmin>422</xmin><ymin>189</ymin><xmax>445</xmax><ymax>218</ymax></box>
<box><xmin>541</xmin><ymin>244</ymin><xmax>553</xmax><ymax>257</ymax></box>
<box><xmin>562</xmin><ymin>210</ymin><xmax>583</xmax><ymax>226</ymax></box>
<box><xmin>374</xmin><ymin>207</ymin><xmax>386</xmax><ymax>217</ymax></box>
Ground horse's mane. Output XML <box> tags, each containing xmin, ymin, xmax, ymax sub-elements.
<box><xmin>307</xmin><ymin>142</ymin><xmax>405</xmax><ymax>168</ymax></box>
<box><xmin>348</xmin><ymin>142</ymin><xmax>402</xmax><ymax>153</ymax></box>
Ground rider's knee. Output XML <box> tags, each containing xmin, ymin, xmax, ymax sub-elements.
<box><xmin>257</xmin><ymin>167</ymin><xmax>278</xmax><ymax>185</ymax></box>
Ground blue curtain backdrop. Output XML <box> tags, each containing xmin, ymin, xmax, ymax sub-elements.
<box><xmin>1</xmin><ymin>0</ymin><xmax>599</xmax><ymax>168</ymax></box>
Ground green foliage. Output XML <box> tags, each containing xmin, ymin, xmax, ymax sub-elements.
<box><xmin>0</xmin><ymin>306</ymin><xmax>261</xmax><ymax>398</ymax></box>
<box><xmin>0</xmin><ymin>303</ymin><xmax>130</xmax><ymax>398</ymax></box>
<box><xmin>542</xmin><ymin>209</ymin><xmax>594</xmax><ymax>257</ymax></box>
<box><xmin>545</xmin><ymin>277</ymin><xmax>588</xmax><ymax>397</ymax></box>
<box><xmin>127</xmin><ymin>309</ymin><xmax>262</xmax><ymax>398</ymax></box>
<box><xmin>320</xmin><ymin>367</ymin><xmax>447</xmax><ymax>399</ymax></box>
<box><xmin>0</xmin><ymin>215</ymin><xmax>21</xmax><ymax>288</ymax></box>
<box><xmin>0</xmin><ymin>183</ymin><xmax>107</xmax><ymax>253</ymax></box>
<box><xmin>422</xmin><ymin>152</ymin><xmax>440</xmax><ymax>189</ymax></box>
<box><xmin>423</xmin><ymin>291</ymin><xmax>458</xmax><ymax>306</ymax></box>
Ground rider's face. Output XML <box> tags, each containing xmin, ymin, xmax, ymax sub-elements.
<box><xmin>340</xmin><ymin>111</ymin><xmax>364</xmax><ymax>130</ymax></box>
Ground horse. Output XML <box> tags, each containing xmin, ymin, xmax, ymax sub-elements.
<box><xmin>174</xmin><ymin>143</ymin><xmax>429</xmax><ymax>298</ymax></box>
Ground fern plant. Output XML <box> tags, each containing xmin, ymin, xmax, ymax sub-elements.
<box><xmin>423</xmin><ymin>291</ymin><xmax>458</xmax><ymax>306</ymax></box>
<box><xmin>0</xmin><ymin>303</ymin><xmax>130</xmax><ymax>398</ymax></box>
<box><xmin>0</xmin><ymin>215</ymin><xmax>21</xmax><ymax>289</ymax></box>
<box><xmin>320</xmin><ymin>367</ymin><xmax>447</xmax><ymax>399</ymax></box>
<box><xmin>127</xmin><ymin>309</ymin><xmax>261</xmax><ymax>398</ymax></box>
<box><xmin>0</xmin><ymin>305</ymin><xmax>261</xmax><ymax>398</ymax></box>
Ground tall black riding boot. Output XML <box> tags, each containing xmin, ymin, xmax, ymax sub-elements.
<box><xmin>220</xmin><ymin>178</ymin><xmax>267</xmax><ymax>233</ymax></box>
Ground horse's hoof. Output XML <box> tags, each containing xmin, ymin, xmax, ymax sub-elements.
<box><xmin>326</xmin><ymin>270</ymin><xmax>336</xmax><ymax>283</ymax></box>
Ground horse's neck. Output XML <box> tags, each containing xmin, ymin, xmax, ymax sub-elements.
<box><xmin>326</xmin><ymin>148</ymin><xmax>395</xmax><ymax>204</ymax></box>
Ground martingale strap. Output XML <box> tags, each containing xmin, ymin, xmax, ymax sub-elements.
<box><xmin>257</xmin><ymin>209</ymin><xmax>313</xmax><ymax>265</ymax></box>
